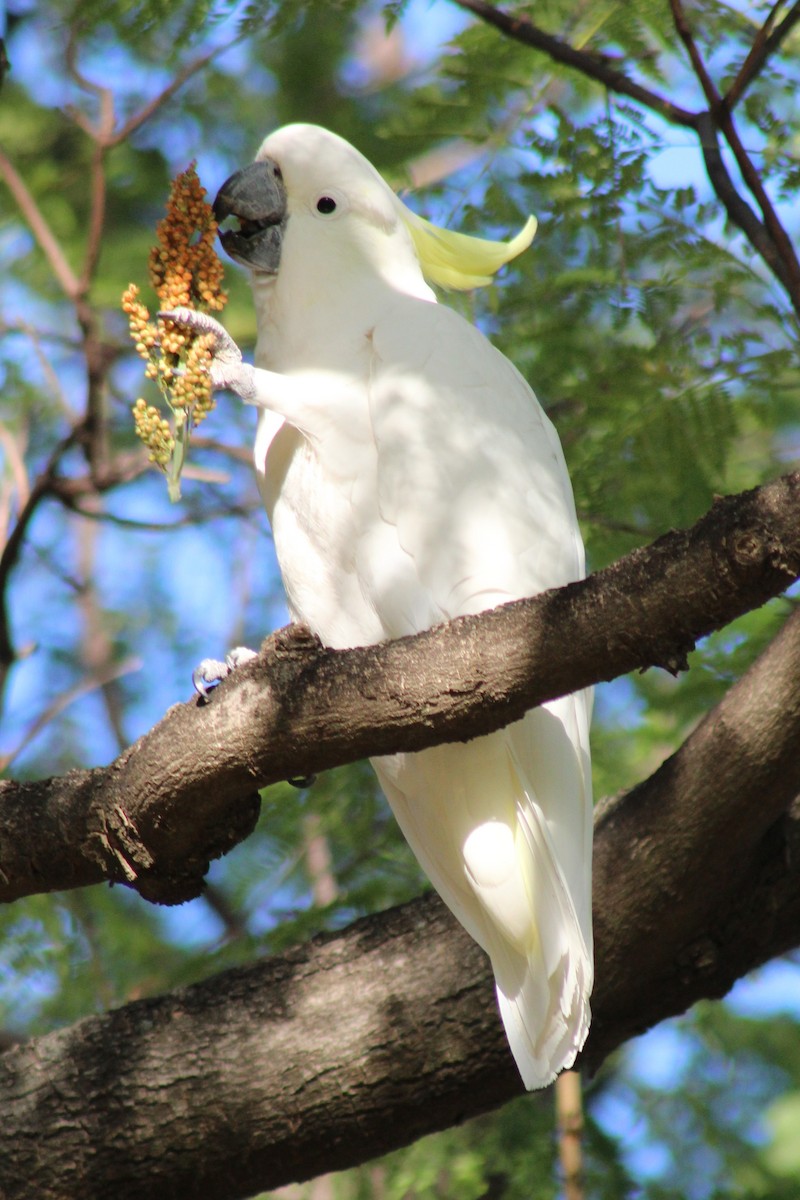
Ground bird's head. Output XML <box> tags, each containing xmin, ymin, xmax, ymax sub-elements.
<box><xmin>213</xmin><ymin>123</ymin><xmax>536</xmax><ymax>294</ymax></box>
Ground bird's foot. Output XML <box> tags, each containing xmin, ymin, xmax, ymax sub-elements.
<box><xmin>159</xmin><ymin>308</ymin><xmax>256</xmax><ymax>400</ymax></box>
<box><xmin>192</xmin><ymin>645</ymin><xmax>257</xmax><ymax>697</ymax></box>
<box><xmin>192</xmin><ymin>647</ymin><xmax>317</xmax><ymax>789</ymax></box>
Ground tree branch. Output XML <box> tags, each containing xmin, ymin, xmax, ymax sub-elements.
<box><xmin>0</xmin><ymin>435</ymin><xmax>148</xmax><ymax>703</ymax></box>
<box><xmin>451</xmin><ymin>0</ymin><xmax>700</xmax><ymax>128</ymax></box>
<box><xmin>0</xmin><ymin>428</ymin><xmax>83</xmax><ymax>693</ymax></box>
<box><xmin>0</xmin><ymin>144</ymin><xmax>81</xmax><ymax>300</ymax></box>
<box><xmin>669</xmin><ymin>0</ymin><xmax>800</xmax><ymax>311</ymax></box>
<box><xmin>108</xmin><ymin>44</ymin><xmax>232</xmax><ymax>148</ymax></box>
<box><xmin>0</xmin><ymin>656</ymin><xmax>140</xmax><ymax>773</ymax></box>
<box><xmin>61</xmin><ymin>36</ymin><xmax>115</xmax><ymax>475</ymax></box>
<box><xmin>2</xmin><ymin>602</ymin><xmax>800</xmax><ymax>1198</ymax></box>
<box><xmin>724</xmin><ymin>1</ymin><xmax>800</xmax><ymax>110</ymax></box>
<box><xmin>694</xmin><ymin>111</ymin><xmax>794</xmax><ymax>294</ymax></box>
<box><xmin>1</xmin><ymin>471</ymin><xmax>799</xmax><ymax>906</ymax></box>
<box><xmin>453</xmin><ymin>0</ymin><xmax>800</xmax><ymax>312</ymax></box>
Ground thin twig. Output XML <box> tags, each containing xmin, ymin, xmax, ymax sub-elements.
<box><xmin>0</xmin><ymin>430</ymin><xmax>79</xmax><ymax>686</ymax></box>
<box><xmin>669</xmin><ymin>0</ymin><xmax>800</xmax><ymax>312</ymax></box>
<box><xmin>0</xmin><ymin>145</ymin><xmax>81</xmax><ymax>300</ymax></box>
<box><xmin>65</xmin><ymin>28</ymin><xmax>113</xmax><ymax>138</ymax></box>
<box><xmin>62</xmin><ymin>32</ymin><xmax>115</xmax><ymax>474</ymax></box>
<box><xmin>0</xmin><ymin>432</ymin><xmax>149</xmax><ymax>693</ymax></box>
<box><xmin>0</xmin><ymin>426</ymin><xmax>31</xmax><ymax>517</ymax></box>
<box><xmin>450</xmin><ymin>0</ymin><xmax>700</xmax><ymax>129</ymax></box>
<box><xmin>109</xmin><ymin>44</ymin><xmax>228</xmax><ymax>148</ymax></box>
<box><xmin>0</xmin><ymin>317</ymin><xmax>77</xmax><ymax>343</ymax></box>
<box><xmin>1</xmin><ymin>322</ymin><xmax>75</xmax><ymax>419</ymax></box>
<box><xmin>61</xmin><ymin>495</ymin><xmax>261</xmax><ymax>532</ymax></box>
<box><xmin>694</xmin><ymin>113</ymin><xmax>791</xmax><ymax>294</ymax></box>
<box><xmin>725</xmin><ymin>1</ymin><xmax>800</xmax><ymax>110</ymax></box>
<box><xmin>0</xmin><ymin>655</ymin><xmax>141</xmax><ymax>772</ymax></box>
<box><xmin>80</xmin><ymin>141</ymin><xmax>109</xmax><ymax>292</ymax></box>
<box><xmin>185</xmin><ymin>435</ymin><xmax>255</xmax><ymax>468</ymax></box>
<box><xmin>65</xmin><ymin>27</ymin><xmax>114</xmax><ymax>291</ymax></box>
<box><xmin>203</xmin><ymin>883</ymin><xmax>251</xmax><ymax>942</ymax></box>
<box><xmin>0</xmin><ymin>37</ymin><xmax>9</xmax><ymax>92</ymax></box>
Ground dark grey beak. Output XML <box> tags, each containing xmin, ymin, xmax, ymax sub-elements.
<box><xmin>213</xmin><ymin>158</ymin><xmax>287</xmax><ymax>273</ymax></box>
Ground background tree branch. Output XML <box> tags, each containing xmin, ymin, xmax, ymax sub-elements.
<box><xmin>451</xmin><ymin>0</ymin><xmax>700</xmax><ymax>127</ymax></box>
<box><xmin>724</xmin><ymin>1</ymin><xmax>800</xmax><ymax>108</ymax></box>
<box><xmin>452</xmin><ymin>0</ymin><xmax>800</xmax><ymax>314</ymax></box>
<box><xmin>668</xmin><ymin>0</ymin><xmax>800</xmax><ymax>300</ymax></box>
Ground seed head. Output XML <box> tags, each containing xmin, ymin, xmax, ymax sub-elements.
<box><xmin>122</xmin><ymin>164</ymin><xmax>227</xmax><ymax>498</ymax></box>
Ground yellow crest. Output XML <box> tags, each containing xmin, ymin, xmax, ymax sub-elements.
<box><xmin>400</xmin><ymin>207</ymin><xmax>537</xmax><ymax>291</ymax></box>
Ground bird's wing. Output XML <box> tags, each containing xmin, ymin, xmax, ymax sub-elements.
<box><xmin>366</xmin><ymin>296</ymin><xmax>583</xmax><ymax>634</ymax></box>
<box><xmin>367</xmin><ymin>298</ymin><xmax>593</xmax><ymax>1087</ymax></box>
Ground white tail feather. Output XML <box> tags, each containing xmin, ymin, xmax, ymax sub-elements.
<box><xmin>373</xmin><ymin>696</ymin><xmax>593</xmax><ymax>1090</ymax></box>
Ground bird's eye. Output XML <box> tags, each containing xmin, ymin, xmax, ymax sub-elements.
<box><xmin>316</xmin><ymin>196</ymin><xmax>337</xmax><ymax>215</ymax></box>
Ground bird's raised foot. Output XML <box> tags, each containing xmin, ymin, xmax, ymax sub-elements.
<box><xmin>159</xmin><ymin>308</ymin><xmax>256</xmax><ymax>399</ymax></box>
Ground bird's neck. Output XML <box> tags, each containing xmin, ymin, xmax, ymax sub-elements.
<box><xmin>250</xmin><ymin>265</ymin><xmax>432</xmax><ymax>373</ymax></box>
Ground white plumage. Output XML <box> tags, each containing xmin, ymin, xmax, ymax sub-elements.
<box><xmin>185</xmin><ymin>123</ymin><xmax>593</xmax><ymax>1088</ymax></box>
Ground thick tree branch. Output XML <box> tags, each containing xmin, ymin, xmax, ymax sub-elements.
<box><xmin>1</xmin><ymin>472</ymin><xmax>799</xmax><ymax>906</ymax></box>
<box><xmin>2</xmin><ymin>603</ymin><xmax>800</xmax><ymax>1199</ymax></box>
<box><xmin>591</xmin><ymin>598</ymin><xmax>800</xmax><ymax>1060</ymax></box>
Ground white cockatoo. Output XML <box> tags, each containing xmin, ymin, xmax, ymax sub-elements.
<box><xmin>173</xmin><ymin>123</ymin><xmax>593</xmax><ymax>1089</ymax></box>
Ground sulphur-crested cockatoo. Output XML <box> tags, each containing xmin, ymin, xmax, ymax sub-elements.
<box><xmin>172</xmin><ymin>123</ymin><xmax>593</xmax><ymax>1089</ymax></box>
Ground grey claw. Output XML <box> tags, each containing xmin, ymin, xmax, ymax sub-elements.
<box><xmin>192</xmin><ymin>646</ymin><xmax>258</xmax><ymax>698</ymax></box>
<box><xmin>226</xmin><ymin>646</ymin><xmax>258</xmax><ymax>669</ymax></box>
<box><xmin>193</xmin><ymin>657</ymin><xmax>231</xmax><ymax>697</ymax></box>
<box><xmin>158</xmin><ymin>308</ymin><xmax>240</xmax><ymax>360</ymax></box>
<box><xmin>193</xmin><ymin>648</ymin><xmax>313</xmax><ymax>787</ymax></box>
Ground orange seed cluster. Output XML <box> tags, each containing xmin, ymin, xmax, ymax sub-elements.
<box><xmin>122</xmin><ymin>163</ymin><xmax>227</xmax><ymax>498</ymax></box>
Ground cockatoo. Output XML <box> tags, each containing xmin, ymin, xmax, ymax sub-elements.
<box><xmin>171</xmin><ymin>123</ymin><xmax>593</xmax><ymax>1089</ymax></box>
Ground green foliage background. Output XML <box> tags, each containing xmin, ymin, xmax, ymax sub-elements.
<box><xmin>1</xmin><ymin>1</ymin><xmax>799</xmax><ymax>1195</ymax></box>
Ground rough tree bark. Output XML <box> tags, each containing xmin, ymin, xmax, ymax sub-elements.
<box><xmin>2</xmin><ymin>603</ymin><xmax>800</xmax><ymax>1198</ymax></box>
<box><xmin>1</xmin><ymin>471</ymin><xmax>799</xmax><ymax>906</ymax></box>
